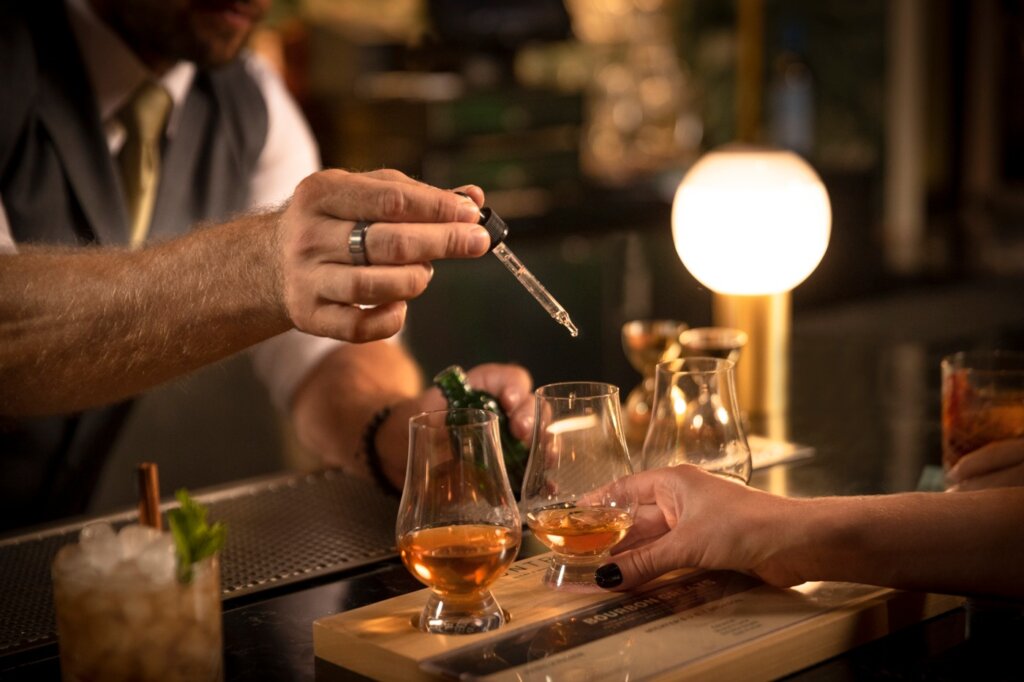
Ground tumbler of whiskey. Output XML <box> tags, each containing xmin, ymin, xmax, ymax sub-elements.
<box><xmin>942</xmin><ymin>350</ymin><xmax>1024</xmax><ymax>470</ymax></box>
<box><xmin>397</xmin><ymin>409</ymin><xmax>522</xmax><ymax>634</ymax></box>
<box><xmin>521</xmin><ymin>382</ymin><xmax>637</xmax><ymax>591</ymax></box>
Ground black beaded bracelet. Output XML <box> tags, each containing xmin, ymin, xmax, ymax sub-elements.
<box><xmin>363</xmin><ymin>406</ymin><xmax>401</xmax><ymax>497</ymax></box>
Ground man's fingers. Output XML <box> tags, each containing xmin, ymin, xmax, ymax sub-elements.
<box><xmin>451</xmin><ymin>184</ymin><xmax>485</xmax><ymax>206</ymax></box>
<box><xmin>507</xmin><ymin>401</ymin><xmax>535</xmax><ymax>442</ymax></box>
<box><xmin>301</xmin><ymin>301</ymin><xmax>407</xmax><ymax>343</ymax></box>
<box><xmin>310</xmin><ymin>220</ymin><xmax>489</xmax><ymax>265</ymax></box>
<box><xmin>465</xmin><ymin>363</ymin><xmax>534</xmax><ymax>440</ymax></box>
<box><xmin>465</xmin><ymin>364</ymin><xmax>533</xmax><ymax>409</ymax></box>
<box><xmin>302</xmin><ymin>170</ymin><xmax>481</xmax><ymax>225</ymax></box>
<box><xmin>362</xmin><ymin>221</ymin><xmax>491</xmax><ymax>263</ymax></box>
<box><xmin>314</xmin><ymin>262</ymin><xmax>434</xmax><ymax>305</ymax></box>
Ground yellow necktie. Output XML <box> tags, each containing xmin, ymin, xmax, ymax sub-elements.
<box><xmin>119</xmin><ymin>81</ymin><xmax>172</xmax><ymax>248</ymax></box>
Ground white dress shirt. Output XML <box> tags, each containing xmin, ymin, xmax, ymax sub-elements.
<box><xmin>0</xmin><ymin>0</ymin><xmax>343</xmax><ymax>410</ymax></box>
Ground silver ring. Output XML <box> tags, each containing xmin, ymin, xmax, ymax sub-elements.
<box><xmin>348</xmin><ymin>221</ymin><xmax>372</xmax><ymax>266</ymax></box>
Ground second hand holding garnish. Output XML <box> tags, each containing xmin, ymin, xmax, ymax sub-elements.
<box><xmin>476</xmin><ymin>207</ymin><xmax>579</xmax><ymax>337</ymax></box>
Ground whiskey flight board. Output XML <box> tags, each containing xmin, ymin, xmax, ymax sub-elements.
<box><xmin>314</xmin><ymin>554</ymin><xmax>962</xmax><ymax>681</ymax></box>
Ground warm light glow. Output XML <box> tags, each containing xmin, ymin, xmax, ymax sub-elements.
<box><xmin>672</xmin><ymin>147</ymin><xmax>831</xmax><ymax>295</ymax></box>
<box><xmin>546</xmin><ymin>415</ymin><xmax>600</xmax><ymax>435</ymax></box>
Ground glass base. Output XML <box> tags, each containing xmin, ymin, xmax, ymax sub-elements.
<box><xmin>417</xmin><ymin>590</ymin><xmax>506</xmax><ymax>635</ymax></box>
<box><xmin>543</xmin><ymin>556</ymin><xmax>605</xmax><ymax>593</ymax></box>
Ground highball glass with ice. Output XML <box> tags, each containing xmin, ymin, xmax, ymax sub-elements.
<box><xmin>52</xmin><ymin>523</ymin><xmax>222</xmax><ymax>682</ymax></box>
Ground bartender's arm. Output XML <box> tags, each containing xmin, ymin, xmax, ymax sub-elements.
<box><xmin>289</xmin><ymin>345</ymin><xmax>533</xmax><ymax>490</ymax></box>
<box><xmin>0</xmin><ymin>171</ymin><xmax>491</xmax><ymax>417</ymax></box>
<box><xmin>597</xmin><ymin>465</ymin><xmax>1024</xmax><ymax>599</ymax></box>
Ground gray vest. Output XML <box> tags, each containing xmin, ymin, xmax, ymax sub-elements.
<box><xmin>0</xmin><ymin>0</ymin><xmax>269</xmax><ymax>531</ymax></box>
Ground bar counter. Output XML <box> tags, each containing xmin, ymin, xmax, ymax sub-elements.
<box><xmin>2</xmin><ymin>278</ymin><xmax>1024</xmax><ymax>681</ymax></box>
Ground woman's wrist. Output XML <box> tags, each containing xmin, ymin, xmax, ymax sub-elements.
<box><xmin>768</xmin><ymin>496</ymin><xmax>872</xmax><ymax>586</ymax></box>
<box><xmin>748</xmin><ymin>495</ymin><xmax>828</xmax><ymax>587</ymax></box>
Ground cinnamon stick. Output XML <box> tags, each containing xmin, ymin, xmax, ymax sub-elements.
<box><xmin>136</xmin><ymin>462</ymin><xmax>162</xmax><ymax>530</ymax></box>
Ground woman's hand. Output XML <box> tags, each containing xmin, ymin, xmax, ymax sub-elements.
<box><xmin>947</xmin><ymin>438</ymin><xmax>1024</xmax><ymax>491</ymax></box>
<box><xmin>594</xmin><ymin>465</ymin><xmax>807</xmax><ymax>591</ymax></box>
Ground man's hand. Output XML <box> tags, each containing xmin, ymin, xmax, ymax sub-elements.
<box><xmin>0</xmin><ymin>168</ymin><xmax>489</xmax><ymax>417</ymax></box>
<box><xmin>947</xmin><ymin>438</ymin><xmax>1024</xmax><ymax>491</ymax></box>
<box><xmin>374</xmin><ymin>363</ymin><xmax>535</xmax><ymax>491</ymax></box>
<box><xmin>278</xmin><ymin>169</ymin><xmax>491</xmax><ymax>343</ymax></box>
<box><xmin>288</xmin><ymin>342</ymin><xmax>534</xmax><ymax>493</ymax></box>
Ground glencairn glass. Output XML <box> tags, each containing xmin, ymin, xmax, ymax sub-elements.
<box><xmin>397</xmin><ymin>409</ymin><xmax>522</xmax><ymax>634</ymax></box>
<box><xmin>642</xmin><ymin>358</ymin><xmax>752</xmax><ymax>483</ymax></box>
<box><xmin>521</xmin><ymin>382</ymin><xmax>637</xmax><ymax>591</ymax></box>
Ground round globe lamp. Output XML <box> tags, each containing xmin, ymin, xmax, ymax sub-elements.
<box><xmin>671</xmin><ymin>146</ymin><xmax>831</xmax><ymax>436</ymax></box>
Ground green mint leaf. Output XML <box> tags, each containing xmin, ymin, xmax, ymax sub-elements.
<box><xmin>166</xmin><ymin>489</ymin><xmax>226</xmax><ymax>584</ymax></box>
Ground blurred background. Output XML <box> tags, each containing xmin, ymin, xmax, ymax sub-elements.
<box><xmin>91</xmin><ymin>0</ymin><xmax>1024</xmax><ymax>510</ymax></box>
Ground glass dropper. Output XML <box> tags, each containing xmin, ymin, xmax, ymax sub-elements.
<box><xmin>478</xmin><ymin>208</ymin><xmax>579</xmax><ymax>337</ymax></box>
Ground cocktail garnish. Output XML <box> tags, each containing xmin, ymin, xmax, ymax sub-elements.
<box><xmin>167</xmin><ymin>489</ymin><xmax>226</xmax><ymax>583</ymax></box>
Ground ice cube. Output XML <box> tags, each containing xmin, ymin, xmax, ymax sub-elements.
<box><xmin>80</xmin><ymin>524</ymin><xmax>121</xmax><ymax>575</ymax></box>
<box><xmin>80</xmin><ymin>522</ymin><xmax>115</xmax><ymax>545</ymax></box>
<box><xmin>82</xmin><ymin>543</ymin><xmax>119</xmax><ymax>575</ymax></box>
<box><xmin>137</xmin><ymin>534</ymin><xmax>176</xmax><ymax>584</ymax></box>
<box><xmin>118</xmin><ymin>524</ymin><xmax>161</xmax><ymax>560</ymax></box>
<box><xmin>52</xmin><ymin>544</ymin><xmax>96</xmax><ymax>583</ymax></box>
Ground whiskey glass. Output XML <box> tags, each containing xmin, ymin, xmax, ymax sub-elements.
<box><xmin>942</xmin><ymin>350</ymin><xmax>1024</xmax><ymax>471</ymax></box>
<box><xmin>621</xmin><ymin>320</ymin><xmax>688</xmax><ymax>453</ymax></box>
<box><xmin>678</xmin><ymin>327</ymin><xmax>748</xmax><ymax>364</ymax></box>
<box><xmin>397</xmin><ymin>409</ymin><xmax>522</xmax><ymax>634</ymax></box>
<box><xmin>642</xmin><ymin>358</ymin><xmax>752</xmax><ymax>483</ymax></box>
<box><xmin>521</xmin><ymin>382</ymin><xmax>637</xmax><ymax>591</ymax></box>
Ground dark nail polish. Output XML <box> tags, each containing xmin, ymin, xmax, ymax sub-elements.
<box><xmin>595</xmin><ymin>563</ymin><xmax>623</xmax><ymax>588</ymax></box>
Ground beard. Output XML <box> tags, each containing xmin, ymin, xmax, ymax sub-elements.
<box><xmin>98</xmin><ymin>0</ymin><xmax>267</xmax><ymax>69</ymax></box>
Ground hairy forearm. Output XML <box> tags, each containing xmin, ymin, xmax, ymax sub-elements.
<box><xmin>289</xmin><ymin>341</ymin><xmax>423</xmax><ymax>478</ymax></box>
<box><xmin>0</xmin><ymin>212</ymin><xmax>289</xmax><ymax>416</ymax></box>
<box><xmin>781</xmin><ymin>489</ymin><xmax>1024</xmax><ymax>598</ymax></box>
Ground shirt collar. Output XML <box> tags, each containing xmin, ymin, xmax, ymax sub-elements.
<box><xmin>66</xmin><ymin>0</ymin><xmax>195</xmax><ymax>138</ymax></box>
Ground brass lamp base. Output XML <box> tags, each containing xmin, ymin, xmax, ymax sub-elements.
<box><xmin>712</xmin><ymin>292</ymin><xmax>789</xmax><ymax>441</ymax></box>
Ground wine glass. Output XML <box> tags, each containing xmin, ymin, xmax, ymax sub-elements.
<box><xmin>642</xmin><ymin>358</ymin><xmax>752</xmax><ymax>483</ymax></box>
<box><xmin>521</xmin><ymin>382</ymin><xmax>637</xmax><ymax>591</ymax></box>
<box><xmin>620</xmin><ymin>320</ymin><xmax>688</xmax><ymax>454</ymax></box>
<box><xmin>396</xmin><ymin>409</ymin><xmax>522</xmax><ymax>634</ymax></box>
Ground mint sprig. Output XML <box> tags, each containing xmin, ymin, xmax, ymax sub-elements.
<box><xmin>167</xmin><ymin>489</ymin><xmax>226</xmax><ymax>584</ymax></box>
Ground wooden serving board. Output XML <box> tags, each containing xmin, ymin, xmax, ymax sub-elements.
<box><xmin>313</xmin><ymin>554</ymin><xmax>962</xmax><ymax>681</ymax></box>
